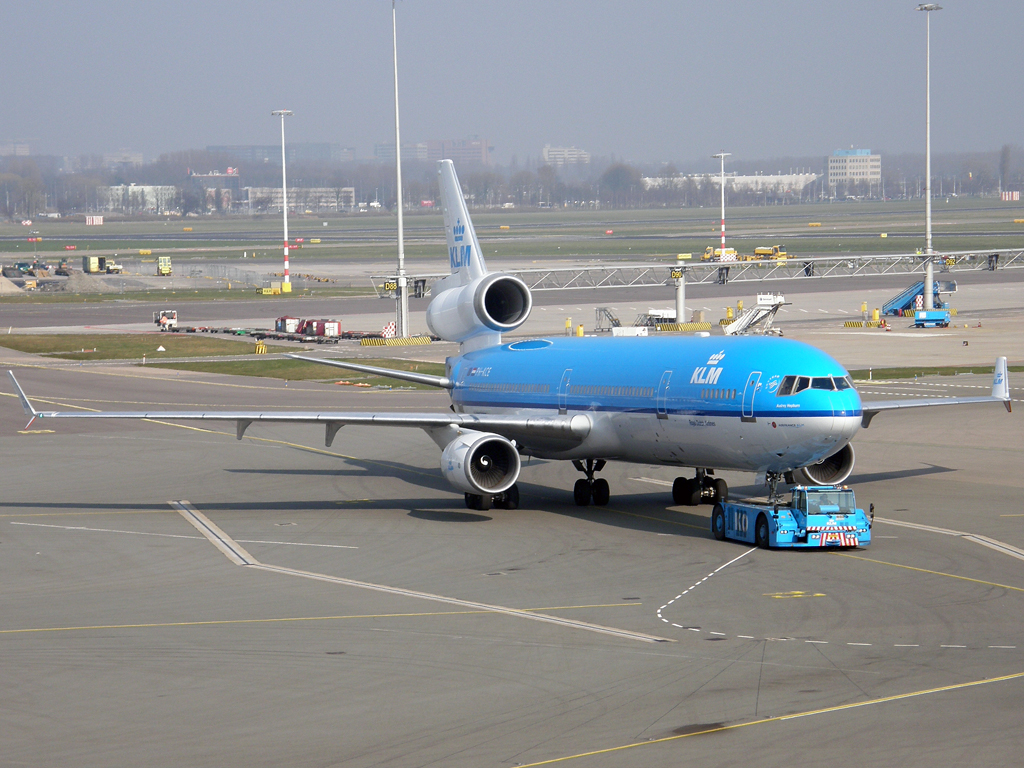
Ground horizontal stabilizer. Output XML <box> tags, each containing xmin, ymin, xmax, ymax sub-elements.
<box><xmin>860</xmin><ymin>356</ymin><xmax>1011</xmax><ymax>427</ymax></box>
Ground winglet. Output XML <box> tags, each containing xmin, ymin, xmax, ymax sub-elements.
<box><xmin>7</xmin><ymin>371</ymin><xmax>40</xmax><ymax>429</ymax></box>
<box><xmin>993</xmin><ymin>356</ymin><xmax>1011</xmax><ymax>412</ymax></box>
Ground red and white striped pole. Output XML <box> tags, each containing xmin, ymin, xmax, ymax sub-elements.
<box><xmin>272</xmin><ymin>109</ymin><xmax>293</xmax><ymax>285</ymax></box>
<box><xmin>712</xmin><ymin>152</ymin><xmax>731</xmax><ymax>257</ymax></box>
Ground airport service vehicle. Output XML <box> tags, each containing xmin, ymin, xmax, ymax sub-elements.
<box><xmin>702</xmin><ymin>246</ymin><xmax>739</xmax><ymax>262</ymax></box>
<box><xmin>154</xmin><ymin>310</ymin><xmax>178</xmax><ymax>330</ymax></box>
<box><xmin>913</xmin><ymin>309</ymin><xmax>951</xmax><ymax>328</ymax></box>
<box><xmin>712</xmin><ymin>485</ymin><xmax>870</xmax><ymax>549</ymax></box>
<box><xmin>156</xmin><ymin>256</ymin><xmax>172</xmax><ymax>276</ymax></box>
<box><xmin>753</xmin><ymin>245</ymin><xmax>787</xmax><ymax>261</ymax></box>
<box><xmin>7</xmin><ymin>160</ymin><xmax>1013</xmax><ymax>512</ymax></box>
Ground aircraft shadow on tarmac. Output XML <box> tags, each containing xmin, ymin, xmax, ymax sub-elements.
<box><xmin>849</xmin><ymin>463</ymin><xmax>956</xmax><ymax>484</ymax></box>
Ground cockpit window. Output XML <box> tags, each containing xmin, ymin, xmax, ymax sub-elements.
<box><xmin>834</xmin><ymin>376</ymin><xmax>853</xmax><ymax>390</ymax></box>
<box><xmin>811</xmin><ymin>377</ymin><xmax>836</xmax><ymax>391</ymax></box>
<box><xmin>777</xmin><ymin>376</ymin><xmax>812</xmax><ymax>397</ymax></box>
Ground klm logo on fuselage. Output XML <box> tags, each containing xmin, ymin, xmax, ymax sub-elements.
<box><xmin>691</xmin><ymin>366</ymin><xmax>724</xmax><ymax>385</ymax></box>
<box><xmin>691</xmin><ymin>349</ymin><xmax>726</xmax><ymax>385</ymax></box>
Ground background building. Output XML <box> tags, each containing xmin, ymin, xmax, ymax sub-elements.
<box><xmin>208</xmin><ymin>144</ymin><xmax>355</xmax><ymax>164</ymax></box>
<box><xmin>97</xmin><ymin>184</ymin><xmax>177</xmax><ymax>214</ymax></box>
<box><xmin>542</xmin><ymin>145</ymin><xmax>591</xmax><ymax>166</ymax></box>
<box><xmin>245</xmin><ymin>187</ymin><xmax>355</xmax><ymax>213</ymax></box>
<box><xmin>374</xmin><ymin>137</ymin><xmax>492</xmax><ymax>165</ymax></box>
<box><xmin>828</xmin><ymin>149</ymin><xmax>881</xmax><ymax>187</ymax></box>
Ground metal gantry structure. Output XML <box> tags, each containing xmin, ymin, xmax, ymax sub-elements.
<box><xmin>371</xmin><ymin>248</ymin><xmax>1024</xmax><ymax>298</ymax></box>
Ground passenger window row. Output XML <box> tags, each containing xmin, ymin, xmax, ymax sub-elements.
<box><xmin>701</xmin><ymin>388</ymin><xmax>737</xmax><ymax>400</ymax></box>
<box><xmin>569</xmin><ymin>385</ymin><xmax>654</xmax><ymax>397</ymax></box>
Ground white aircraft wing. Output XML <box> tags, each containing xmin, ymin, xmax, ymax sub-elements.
<box><xmin>7</xmin><ymin>371</ymin><xmax>590</xmax><ymax>446</ymax></box>
<box><xmin>859</xmin><ymin>356</ymin><xmax>1011</xmax><ymax>427</ymax></box>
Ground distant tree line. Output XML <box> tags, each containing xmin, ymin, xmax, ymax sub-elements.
<box><xmin>1</xmin><ymin>144</ymin><xmax>1021</xmax><ymax>219</ymax></box>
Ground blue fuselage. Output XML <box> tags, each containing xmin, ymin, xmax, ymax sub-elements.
<box><xmin>446</xmin><ymin>335</ymin><xmax>862</xmax><ymax>473</ymax></box>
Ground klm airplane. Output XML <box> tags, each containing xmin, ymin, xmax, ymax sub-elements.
<box><xmin>8</xmin><ymin>161</ymin><xmax>1011</xmax><ymax>511</ymax></box>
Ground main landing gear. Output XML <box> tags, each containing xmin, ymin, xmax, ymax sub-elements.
<box><xmin>572</xmin><ymin>459</ymin><xmax>610</xmax><ymax>507</ymax></box>
<box><xmin>465</xmin><ymin>484</ymin><xmax>520</xmax><ymax>511</ymax></box>
<box><xmin>672</xmin><ymin>469</ymin><xmax>728</xmax><ymax>507</ymax></box>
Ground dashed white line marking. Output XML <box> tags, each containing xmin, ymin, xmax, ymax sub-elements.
<box><xmin>847</xmin><ymin>642</ymin><xmax>872</xmax><ymax>646</ymax></box>
<box><xmin>941</xmin><ymin>645</ymin><xmax>967</xmax><ymax>649</ymax></box>
<box><xmin>990</xmin><ymin>646</ymin><xmax>1017</xmax><ymax>649</ymax></box>
<box><xmin>806</xmin><ymin>640</ymin><xmax>828</xmax><ymax>644</ymax></box>
<box><xmin>895</xmin><ymin>644</ymin><xmax>920</xmax><ymax>647</ymax></box>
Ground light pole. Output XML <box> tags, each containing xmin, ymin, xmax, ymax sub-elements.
<box><xmin>271</xmin><ymin>109</ymin><xmax>293</xmax><ymax>288</ymax></box>
<box><xmin>712</xmin><ymin>152</ymin><xmax>731</xmax><ymax>256</ymax></box>
<box><xmin>917</xmin><ymin>3</ymin><xmax>941</xmax><ymax>308</ymax></box>
<box><xmin>391</xmin><ymin>0</ymin><xmax>409</xmax><ymax>337</ymax></box>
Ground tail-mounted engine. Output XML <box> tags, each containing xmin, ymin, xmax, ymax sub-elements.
<box><xmin>426</xmin><ymin>273</ymin><xmax>532</xmax><ymax>349</ymax></box>
<box><xmin>791</xmin><ymin>443</ymin><xmax>855</xmax><ymax>486</ymax></box>
<box><xmin>440</xmin><ymin>430</ymin><xmax>521</xmax><ymax>496</ymax></box>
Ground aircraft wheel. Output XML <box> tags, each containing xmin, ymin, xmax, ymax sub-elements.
<box><xmin>672</xmin><ymin>477</ymin><xmax>689</xmax><ymax>505</ymax></box>
<box><xmin>755</xmin><ymin>513</ymin><xmax>770</xmax><ymax>549</ymax></box>
<box><xmin>591</xmin><ymin>478</ymin><xmax>610</xmax><ymax>506</ymax></box>
<box><xmin>464</xmin><ymin>493</ymin><xmax>477</xmax><ymax>510</ymax></box>
<box><xmin>712</xmin><ymin>478</ymin><xmax>729</xmax><ymax>504</ymax></box>
<box><xmin>711</xmin><ymin>504</ymin><xmax>726</xmax><ymax>541</ymax></box>
<box><xmin>573</xmin><ymin>479</ymin><xmax>592</xmax><ymax>507</ymax></box>
<box><xmin>685</xmin><ymin>479</ymin><xmax>702</xmax><ymax>506</ymax></box>
<box><xmin>499</xmin><ymin>484</ymin><xmax>520</xmax><ymax>510</ymax></box>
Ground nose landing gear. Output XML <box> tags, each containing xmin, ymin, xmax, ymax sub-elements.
<box><xmin>572</xmin><ymin>459</ymin><xmax>609</xmax><ymax>506</ymax></box>
<box><xmin>672</xmin><ymin>469</ymin><xmax>728</xmax><ymax>506</ymax></box>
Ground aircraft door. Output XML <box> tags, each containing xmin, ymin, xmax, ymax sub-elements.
<box><xmin>558</xmin><ymin>369</ymin><xmax>572</xmax><ymax>414</ymax></box>
<box><xmin>656</xmin><ymin>370</ymin><xmax>672</xmax><ymax>419</ymax></box>
<box><xmin>741</xmin><ymin>371</ymin><xmax>761</xmax><ymax>422</ymax></box>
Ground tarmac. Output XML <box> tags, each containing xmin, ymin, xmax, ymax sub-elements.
<box><xmin>1</xmin><ymin>274</ymin><xmax>1022</xmax><ymax>767</ymax></box>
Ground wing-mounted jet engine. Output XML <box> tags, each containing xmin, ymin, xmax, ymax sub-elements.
<box><xmin>425</xmin><ymin>160</ymin><xmax>532</xmax><ymax>352</ymax></box>
<box><xmin>789</xmin><ymin>443</ymin><xmax>856</xmax><ymax>486</ymax></box>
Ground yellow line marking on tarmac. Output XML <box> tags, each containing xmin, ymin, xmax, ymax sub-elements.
<box><xmin>515</xmin><ymin>671</ymin><xmax>1024</xmax><ymax>767</ymax></box>
<box><xmin>763</xmin><ymin>591</ymin><xmax>826</xmax><ymax>599</ymax></box>
<box><xmin>832</xmin><ymin>552</ymin><xmax>1024</xmax><ymax>593</ymax></box>
<box><xmin>605</xmin><ymin>506</ymin><xmax>707</xmax><ymax>532</ymax></box>
<box><xmin>17</xmin><ymin>429</ymin><xmax>55</xmax><ymax>434</ymax></box>
<box><xmin>1000</xmin><ymin>514</ymin><xmax>1024</xmax><ymax>517</ymax></box>
<box><xmin>0</xmin><ymin>604</ymin><xmax>641</xmax><ymax>635</ymax></box>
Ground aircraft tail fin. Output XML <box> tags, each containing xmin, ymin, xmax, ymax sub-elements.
<box><xmin>993</xmin><ymin>356</ymin><xmax>1011</xmax><ymax>411</ymax></box>
<box><xmin>438</xmin><ymin>159</ymin><xmax>486</xmax><ymax>287</ymax></box>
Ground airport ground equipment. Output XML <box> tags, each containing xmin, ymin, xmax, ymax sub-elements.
<box><xmin>156</xmin><ymin>256</ymin><xmax>172</xmax><ymax>276</ymax></box>
<box><xmin>723</xmin><ymin>293</ymin><xmax>787</xmax><ymax>336</ymax></box>
<box><xmin>154</xmin><ymin>310</ymin><xmax>178</xmax><ymax>330</ymax></box>
<box><xmin>913</xmin><ymin>309</ymin><xmax>951</xmax><ymax>328</ymax></box>
<box><xmin>712</xmin><ymin>485</ymin><xmax>871</xmax><ymax>549</ymax></box>
<box><xmin>594</xmin><ymin>307</ymin><xmax>621</xmax><ymax>332</ymax></box>
<box><xmin>754</xmin><ymin>245</ymin><xmax>788</xmax><ymax>261</ymax></box>
<box><xmin>883</xmin><ymin>280</ymin><xmax>955</xmax><ymax>315</ymax></box>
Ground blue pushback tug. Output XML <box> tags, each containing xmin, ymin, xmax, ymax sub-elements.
<box><xmin>711</xmin><ymin>486</ymin><xmax>872</xmax><ymax>549</ymax></box>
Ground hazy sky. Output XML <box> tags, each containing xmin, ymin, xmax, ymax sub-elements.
<box><xmin>4</xmin><ymin>1</ymin><xmax>1021</xmax><ymax>167</ymax></box>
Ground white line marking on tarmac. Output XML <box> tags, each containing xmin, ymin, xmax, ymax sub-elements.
<box><xmin>172</xmin><ymin>501</ymin><xmax>255</xmax><ymax>565</ymax></box>
<box><xmin>9</xmin><ymin>521</ymin><xmax>359</xmax><ymax>549</ymax></box>
<box><xmin>875</xmin><ymin>517</ymin><xmax>1024</xmax><ymax>562</ymax></box>
<box><xmin>167</xmin><ymin>501</ymin><xmax>671</xmax><ymax>644</ymax></box>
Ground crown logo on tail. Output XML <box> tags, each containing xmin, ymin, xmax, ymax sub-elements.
<box><xmin>453</xmin><ymin>219</ymin><xmax>465</xmax><ymax>243</ymax></box>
